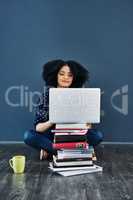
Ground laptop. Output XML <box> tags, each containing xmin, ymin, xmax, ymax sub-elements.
<box><xmin>49</xmin><ymin>88</ymin><xmax>101</xmax><ymax>123</ymax></box>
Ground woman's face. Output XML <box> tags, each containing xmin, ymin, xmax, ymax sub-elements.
<box><xmin>57</xmin><ymin>65</ymin><xmax>74</xmax><ymax>88</ymax></box>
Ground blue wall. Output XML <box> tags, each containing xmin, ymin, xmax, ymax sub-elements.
<box><xmin>0</xmin><ymin>0</ymin><xmax>132</xmax><ymax>142</ymax></box>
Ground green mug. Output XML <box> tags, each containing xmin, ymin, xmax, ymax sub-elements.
<box><xmin>9</xmin><ymin>155</ymin><xmax>26</xmax><ymax>174</ymax></box>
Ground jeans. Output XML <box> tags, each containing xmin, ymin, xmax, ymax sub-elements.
<box><xmin>24</xmin><ymin>128</ymin><xmax>103</xmax><ymax>155</ymax></box>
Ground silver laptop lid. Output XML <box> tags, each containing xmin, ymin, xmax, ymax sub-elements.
<box><xmin>49</xmin><ymin>88</ymin><xmax>101</xmax><ymax>123</ymax></box>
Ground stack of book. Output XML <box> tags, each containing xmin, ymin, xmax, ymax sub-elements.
<box><xmin>49</xmin><ymin>124</ymin><xmax>102</xmax><ymax>176</ymax></box>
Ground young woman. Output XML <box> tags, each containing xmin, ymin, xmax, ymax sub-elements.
<box><xmin>24</xmin><ymin>59</ymin><xmax>103</xmax><ymax>160</ymax></box>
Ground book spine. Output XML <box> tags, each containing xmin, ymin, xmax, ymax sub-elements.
<box><xmin>55</xmin><ymin>157</ymin><xmax>92</xmax><ymax>162</ymax></box>
<box><xmin>53</xmin><ymin>142</ymin><xmax>88</xmax><ymax>149</ymax></box>
<box><xmin>54</xmin><ymin>132</ymin><xmax>87</xmax><ymax>135</ymax></box>
<box><xmin>52</xmin><ymin>130</ymin><xmax>88</xmax><ymax>135</ymax></box>
<box><xmin>54</xmin><ymin>128</ymin><xmax>88</xmax><ymax>130</ymax></box>
<box><xmin>51</xmin><ymin>130</ymin><xmax>88</xmax><ymax>133</ymax></box>
<box><xmin>54</xmin><ymin>135</ymin><xmax>87</xmax><ymax>143</ymax></box>
<box><xmin>51</xmin><ymin>163</ymin><xmax>94</xmax><ymax>168</ymax></box>
<box><xmin>53</xmin><ymin>162</ymin><xmax>94</xmax><ymax>167</ymax></box>
<box><xmin>55</xmin><ymin>124</ymin><xmax>88</xmax><ymax>129</ymax></box>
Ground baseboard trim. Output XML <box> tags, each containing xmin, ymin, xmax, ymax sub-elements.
<box><xmin>102</xmin><ymin>142</ymin><xmax>133</xmax><ymax>145</ymax></box>
<box><xmin>0</xmin><ymin>141</ymin><xmax>24</xmax><ymax>144</ymax></box>
<box><xmin>0</xmin><ymin>141</ymin><xmax>133</xmax><ymax>145</ymax></box>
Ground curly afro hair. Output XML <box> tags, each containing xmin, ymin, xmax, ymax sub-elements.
<box><xmin>42</xmin><ymin>59</ymin><xmax>89</xmax><ymax>88</ymax></box>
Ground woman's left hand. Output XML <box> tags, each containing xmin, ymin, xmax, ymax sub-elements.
<box><xmin>86</xmin><ymin>123</ymin><xmax>92</xmax><ymax>129</ymax></box>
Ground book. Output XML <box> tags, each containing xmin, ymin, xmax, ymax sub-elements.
<box><xmin>54</xmin><ymin>135</ymin><xmax>87</xmax><ymax>143</ymax></box>
<box><xmin>57</xmin><ymin>154</ymin><xmax>92</xmax><ymax>159</ymax></box>
<box><xmin>57</xmin><ymin>148</ymin><xmax>91</xmax><ymax>154</ymax></box>
<box><xmin>51</xmin><ymin>129</ymin><xmax>88</xmax><ymax>134</ymax></box>
<box><xmin>49</xmin><ymin>162</ymin><xmax>102</xmax><ymax>172</ymax></box>
<box><xmin>54</xmin><ymin>132</ymin><xmax>88</xmax><ymax>136</ymax></box>
<box><xmin>53</xmin><ymin>142</ymin><xmax>88</xmax><ymax>149</ymax></box>
<box><xmin>56</xmin><ymin>165</ymin><xmax>103</xmax><ymax>176</ymax></box>
<box><xmin>57</xmin><ymin>149</ymin><xmax>92</xmax><ymax>159</ymax></box>
<box><xmin>55</xmin><ymin>157</ymin><xmax>92</xmax><ymax>162</ymax></box>
<box><xmin>56</xmin><ymin>123</ymin><xmax>89</xmax><ymax>129</ymax></box>
<box><xmin>53</xmin><ymin>155</ymin><xmax>93</xmax><ymax>167</ymax></box>
<box><xmin>53</xmin><ymin>162</ymin><xmax>93</xmax><ymax>168</ymax></box>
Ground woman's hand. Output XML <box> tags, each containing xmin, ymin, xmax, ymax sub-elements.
<box><xmin>36</xmin><ymin>120</ymin><xmax>55</xmax><ymax>133</ymax></box>
<box><xmin>86</xmin><ymin>123</ymin><xmax>92</xmax><ymax>129</ymax></box>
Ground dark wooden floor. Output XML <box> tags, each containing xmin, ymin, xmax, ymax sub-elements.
<box><xmin>0</xmin><ymin>144</ymin><xmax>133</xmax><ymax>200</ymax></box>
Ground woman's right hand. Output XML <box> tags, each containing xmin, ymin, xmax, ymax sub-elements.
<box><xmin>47</xmin><ymin>120</ymin><xmax>55</xmax><ymax>126</ymax></box>
<box><xmin>36</xmin><ymin>120</ymin><xmax>55</xmax><ymax>133</ymax></box>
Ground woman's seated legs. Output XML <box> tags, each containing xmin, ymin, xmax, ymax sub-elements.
<box><xmin>86</xmin><ymin>128</ymin><xmax>103</xmax><ymax>146</ymax></box>
<box><xmin>24</xmin><ymin>129</ymin><xmax>56</xmax><ymax>155</ymax></box>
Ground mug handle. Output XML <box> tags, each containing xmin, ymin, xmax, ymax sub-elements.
<box><xmin>9</xmin><ymin>159</ymin><xmax>13</xmax><ymax>168</ymax></box>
